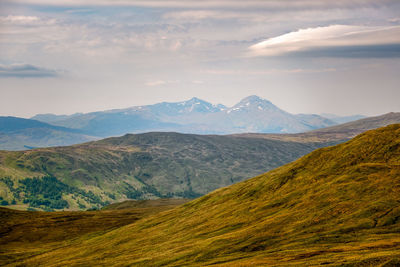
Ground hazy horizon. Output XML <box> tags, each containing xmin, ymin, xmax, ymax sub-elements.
<box><xmin>6</xmin><ymin>95</ymin><xmax>372</xmax><ymax>119</ymax></box>
<box><xmin>1</xmin><ymin>0</ymin><xmax>400</xmax><ymax>118</ymax></box>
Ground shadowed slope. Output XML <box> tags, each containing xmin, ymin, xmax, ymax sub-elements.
<box><xmin>22</xmin><ymin>124</ymin><xmax>400</xmax><ymax>266</ymax></box>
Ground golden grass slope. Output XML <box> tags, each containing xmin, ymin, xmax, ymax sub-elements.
<box><xmin>102</xmin><ymin>198</ymin><xmax>190</xmax><ymax>210</ymax></box>
<box><xmin>0</xmin><ymin>199</ymin><xmax>186</xmax><ymax>265</ymax></box>
<box><xmin>13</xmin><ymin>124</ymin><xmax>400</xmax><ymax>266</ymax></box>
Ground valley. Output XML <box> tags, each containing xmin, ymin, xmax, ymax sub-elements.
<box><xmin>1</xmin><ymin>124</ymin><xmax>399</xmax><ymax>266</ymax></box>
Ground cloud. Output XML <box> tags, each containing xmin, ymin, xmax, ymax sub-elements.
<box><xmin>163</xmin><ymin>10</ymin><xmax>219</xmax><ymax>20</ymax></box>
<box><xmin>388</xmin><ymin>17</ymin><xmax>400</xmax><ymax>23</ymax></box>
<box><xmin>3</xmin><ymin>0</ymin><xmax>398</xmax><ymax>9</ymax></box>
<box><xmin>248</xmin><ymin>25</ymin><xmax>400</xmax><ymax>57</ymax></box>
<box><xmin>0</xmin><ymin>64</ymin><xmax>59</xmax><ymax>78</ymax></box>
<box><xmin>145</xmin><ymin>80</ymin><xmax>180</xmax><ymax>86</ymax></box>
<box><xmin>0</xmin><ymin>15</ymin><xmax>56</xmax><ymax>26</ymax></box>
<box><xmin>0</xmin><ymin>15</ymin><xmax>39</xmax><ymax>24</ymax></box>
<box><xmin>162</xmin><ymin>10</ymin><xmax>260</xmax><ymax>22</ymax></box>
<box><xmin>202</xmin><ymin>68</ymin><xmax>336</xmax><ymax>75</ymax></box>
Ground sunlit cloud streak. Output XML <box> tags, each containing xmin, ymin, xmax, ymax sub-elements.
<box><xmin>248</xmin><ymin>25</ymin><xmax>400</xmax><ymax>57</ymax></box>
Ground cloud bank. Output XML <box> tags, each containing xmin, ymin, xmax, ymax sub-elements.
<box><xmin>248</xmin><ymin>25</ymin><xmax>400</xmax><ymax>57</ymax></box>
<box><xmin>4</xmin><ymin>0</ymin><xmax>398</xmax><ymax>9</ymax></box>
<box><xmin>0</xmin><ymin>64</ymin><xmax>58</xmax><ymax>78</ymax></box>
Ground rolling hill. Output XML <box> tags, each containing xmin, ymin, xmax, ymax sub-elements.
<box><xmin>0</xmin><ymin>117</ymin><xmax>98</xmax><ymax>150</ymax></box>
<box><xmin>236</xmin><ymin>112</ymin><xmax>400</xmax><ymax>143</ymax></box>
<box><xmin>0</xmin><ymin>132</ymin><xmax>331</xmax><ymax>211</ymax></box>
<box><xmin>12</xmin><ymin>124</ymin><xmax>400</xmax><ymax>266</ymax></box>
<box><xmin>320</xmin><ymin>113</ymin><xmax>366</xmax><ymax>124</ymax></box>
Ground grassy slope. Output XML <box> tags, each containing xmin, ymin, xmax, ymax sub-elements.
<box><xmin>0</xmin><ymin>132</ymin><xmax>328</xmax><ymax>210</ymax></box>
<box><xmin>0</xmin><ymin>199</ymin><xmax>186</xmax><ymax>265</ymax></box>
<box><xmin>102</xmin><ymin>198</ymin><xmax>190</xmax><ymax>210</ymax></box>
<box><xmin>17</xmin><ymin>124</ymin><xmax>400</xmax><ymax>266</ymax></box>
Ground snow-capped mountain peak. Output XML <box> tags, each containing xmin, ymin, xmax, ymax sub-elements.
<box><xmin>226</xmin><ymin>95</ymin><xmax>279</xmax><ymax>114</ymax></box>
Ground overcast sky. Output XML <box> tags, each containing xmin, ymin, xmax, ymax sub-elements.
<box><xmin>1</xmin><ymin>0</ymin><xmax>400</xmax><ymax>118</ymax></box>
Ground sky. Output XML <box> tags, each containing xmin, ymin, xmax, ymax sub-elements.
<box><xmin>1</xmin><ymin>0</ymin><xmax>400</xmax><ymax>118</ymax></box>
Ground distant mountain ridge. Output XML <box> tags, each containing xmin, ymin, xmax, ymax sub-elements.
<box><xmin>235</xmin><ymin>112</ymin><xmax>400</xmax><ymax>143</ymax></box>
<box><xmin>0</xmin><ymin>116</ymin><xmax>79</xmax><ymax>133</ymax></box>
<box><xmin>0</xmin><ymin>96</ymin><xmax>370</xmax><ymax>151</ymax></box>
<box><xmin>0</xmin><ymin>117</ymin><xmax>98</xmax><ymax>150</ymax></box>
<box><xmin>320</xmin><ymin>113</ymin><xmax>366</xmax><ymax>124</ymax></box>
<box><xmin>31</xmin><ymin>95</ymin><xmax>340</xmax><ymax>137</ymax></box>
<box><xmin>233</xmin><ymin>112</ymin><xmax>400</xmax><ymax>143</ymax></box>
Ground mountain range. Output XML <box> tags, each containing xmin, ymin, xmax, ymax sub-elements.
<box><xmin>31</xmin><ymin>95</ymin><xmax>360</xmax><ymax>137</ymax></box>
<box><xmin>0</xmin><ymin>96</ymin><xmax>365</xmax><ymax>150</ymax></box>
<box><xmin>7</xmin><ymin>124</ymin><xmax>400</xmax><ymax>266</ymax></box>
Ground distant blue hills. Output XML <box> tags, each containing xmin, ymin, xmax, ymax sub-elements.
<box><xmin>0</xmin><ymin>117</ymin><xmax>97</xmax><ymax>150</ymax></box>
<box><xmin>31</xmin><ymin>95</ymin><xmax>362</xmax><ymax>137</ymax></box>
<box><xmin>1</xmin><ymin>96</ymin><xmax>366</xmax><ymax>150</ymax></box>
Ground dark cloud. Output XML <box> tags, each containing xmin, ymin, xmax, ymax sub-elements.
<box><xmin>0</xmin><ymin>64</ymin><xmax>58</xmax><ymax>78</ymax></box>
<box><xmin>288</xmin><ymin>44</ymin><xmax>400</xmax><ymax>58</ymax></box>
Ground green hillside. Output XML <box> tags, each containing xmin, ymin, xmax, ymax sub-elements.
<box><xmin>19</xmin><ymin>124</ymin><xmax>400</xmax><ymax>266</ymax></box>
<box><xmin>0</xmin><ymin>132</ymin><xmax>328</xmax><ymax>211</ymax></box>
